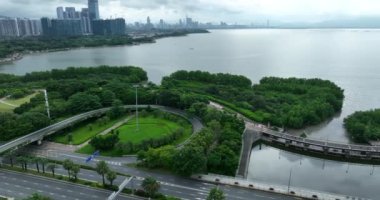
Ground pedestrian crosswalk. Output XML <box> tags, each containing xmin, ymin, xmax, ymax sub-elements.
<box><xmin>107</xmin><ymin>161</ymin><xmax>122</xmax><ymax>166</ymax></box>
<box><xmin>93</xmin><ymin>159</ymin><xmax>122</xmax><ymax>166</ymax></box>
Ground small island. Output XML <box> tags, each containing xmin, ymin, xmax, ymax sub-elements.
<box><xmin>344</xmin><ymin>109</ymin><xmax>380</xmax><ymax>143</ymax></box>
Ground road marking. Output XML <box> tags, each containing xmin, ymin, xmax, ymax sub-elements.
<box><xmin>254</xmin><ymin>194</ymin><xmax>276</xmax><ymax>199</ymax></box>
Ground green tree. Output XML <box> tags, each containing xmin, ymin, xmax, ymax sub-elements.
<box><xmin>100</xmin><ymin>90</ymin><xmax>116</xmax><ymax>107</ymax></box>
<box><xmin>40</xmin><ymin>158</ymin><xmax>48</xmax><ymax>173</ymax></box>
<box><xmin>32</xmin><ymin>157</ymin><xmax>41</xmax><ymax>173</ymax></box>
<box><xmin>172</xmin><ymin>146</ymin><xmax>207</xmax><ymax>176</ymax></box>
<box><xmin>107</xmin><ymin>99</ymin><xmax>125</xmax><ymax>119</ymax></box>
<box><xmin>47</xmin><ymin>163</ymin><xmax>57</xmax><ymax>177</ymax></box>
<box><xmin>16</xmin><ymin>156</ymin><xmax>28</xmax><ymax>171</ymax></box>
<box><xmin>67</xmin><ymin>92</ymin><xmax>102</xmax><ymax>114</ymax></box>
<box><xmin>106</xmin><ymin>170</ymin><xmax>117</xmax><ymax>186</ymax></box>
<box><xmin>141</xmin><ymin>177</ymin><xmax>160</xmax><ymax>197</ymax></box>
<box><xmin>207</xmin><ymin>187</ymin><xmax>225</xmax><ymax>200</ymax></box>
<box><xmin>23</xmin><ymin>193</ymin><xmax>52</xmax><ymax>200</ymax></box>
<box><xmin>4</xmin><ymin>151</ymin><xmax>16</xmax><ymax>167</ymax></box>
<box><xmin>96</xmin><ymin>161</ymin><xmax>110</xmax><ymax>185</ymax></box>
<box><xmin>63</xmin><ymin>159</ymin><xmax>74</xmax><ymax>179</ymax></box>
<box><xmin>71</xmin><ymin>164</ymin><xmax>80</xmax><ymax>181</ymax></box>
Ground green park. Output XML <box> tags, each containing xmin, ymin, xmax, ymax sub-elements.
<box><xmin>2</xmin><ymin>66</ymin><xmax>380</xmax><ymax>177</ymax></box>
<box><xmin>0</xmin><ymin>92</ymin><xmax>38</xmax><ymax>112</ymax></box>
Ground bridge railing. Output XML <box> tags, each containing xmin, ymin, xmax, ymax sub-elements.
<box><xmin>257</xmin><ymin>126</ymin><xmax>380</xmax><ymax>153</ymax></box>
<box><xmin>196</xmin><ymin>173</ymin><xmax>368</xmax><ymax>200</ymax></box>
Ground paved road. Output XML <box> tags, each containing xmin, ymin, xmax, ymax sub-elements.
<box><xmin>0</xmin><ymin>169</ymin><xmax>141</xmax><ymax>200</ymax></box>
<box><xmin>21</xmin><ymin>150</ymin><xmax>296</xmax><ymax>200</ymax></box>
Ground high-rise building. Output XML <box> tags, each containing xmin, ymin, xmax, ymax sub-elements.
<box><xmin>0</xmin><ymin>18</ymin><xmax>19</xmax><ymax>37</ymax></box>
<box><xmin>88</xmin><ymin>0</ymin><xmax>100</xmax><ymax>20</ymax></box>
<box><xmin>81</xmin><ymin>8</ymin><xmax>91</xmax><ymax>34</ymax></box>
<box><xmin>145</xmin><ymin>16</ymin><xmax>154</xmax><ymax>29</ymax></box>
<box><xmin>57</xmin><ymin>7</ymin><xmax>64</xmax><ymax>19</ymax></box>
<box><xmin>51</xmin><ymin>19</ymin><xmax>83</xmax><ymax>36</ymax></box>
<box><xmin>41</xmin><ymin>17</ymin><xmax>52</xmax><ymax>36</ymax></box>
<box><xmin>30</xmin><ymin>20</ymin><xmax>42</xmax><ymax>36</ymax></box>
<box><xmin>92</xmin><ymin>18</ymin><xmax>125</xmax><ymax>35</ymax></box>
<box><xmin>65</xmin><ymin>7</ymin><xmax>76</xmax><ymax>19</ymax></box>
<box><xmin>17</xmin><ymin>18</ymin><xmax>32</xmax><ymax>36</ymax></box>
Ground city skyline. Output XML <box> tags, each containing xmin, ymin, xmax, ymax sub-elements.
<box><xmin>3</xmin><ymin>0</ymin><xmax>380</xmax><ymax>25</ymax></box>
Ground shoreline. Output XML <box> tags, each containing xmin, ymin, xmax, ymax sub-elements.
<box><xmin>0</xmin><ymin>29</ymin><xmax>209</xmax><ymax>65</ymax></box>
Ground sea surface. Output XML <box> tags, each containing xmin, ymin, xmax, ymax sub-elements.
<box><xmin>1</xmin><ymin>29</ymin><xmax>380</xmax><ymax>198</ymax></box>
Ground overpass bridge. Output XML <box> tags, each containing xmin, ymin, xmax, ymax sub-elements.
<box><xmin>237</xmin><ymin>122</ymin><xmax>380</xmax><ymax>178</ymax></box>
<box><xmin>0</xmin><ymin>105</ymin><xmax>203</xmax><ymax>154</ymax></box>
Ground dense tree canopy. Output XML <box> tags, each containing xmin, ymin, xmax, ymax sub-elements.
<box><xmin>344</xmin><ymin>109</ymin><xmax>380</xmax><ymax>143</ymax></box>
<box><xmin>163</xmin><ymin>71</ymin><xmax>344</xmax><ymax>129</ymax></box>
<box><xmin>0</xmin><ymin>66</ymin><xmax>150</xmax><ymax>141</ymax></box>
<box><xmin>0</xmin><ymin>29</ymin><xmax>208</xmax><ymax>59</ymax></box>
<box><xmin>0</xmin><ymin>112</ymin><xmax>51</xmax><ymax>141</ymax></box>
<box><xmin>138</xmin><ymin>103</ymin><xmax>245</xmax><ymax>176</ymax></box>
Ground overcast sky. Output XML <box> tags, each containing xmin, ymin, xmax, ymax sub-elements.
<box><xmin>2</xmin><ymin>0</ymin><xmax>380</xmax><ymax>24</ymax></box>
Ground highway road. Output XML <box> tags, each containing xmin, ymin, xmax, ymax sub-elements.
<box><xmin>19</xmin><ymin>149</ymin><xmax>296</xmax><ymax>200</ymax></box>
<box><xmin>0</xmin><ymin>105</ymin><xmax>295</xmax><ymax>199</ymax></box>
<box><xmin>0</xmin><ymin>169</ymin><xmax>141</xmax><ymax>200</ymax></box>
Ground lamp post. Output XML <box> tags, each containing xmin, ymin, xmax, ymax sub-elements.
<box><xmin>133</xmin><ymin>85</ymin><xmax>139</xmax><ymax>131</ymax></box>
<box><xmin>287</xmin><ymin>168</ymin><xmax>292</xmax><ymax>194</ymax></box>
<box><xmin>43</xmin><ymin>89</ymin><xmax>51</xmax><ymax>119</ymax></box>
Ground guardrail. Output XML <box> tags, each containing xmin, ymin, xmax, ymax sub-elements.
<box><xmin>194</xmin><ymin>173</ymin><xmax>369</xmax><ymax>200</ymax></box>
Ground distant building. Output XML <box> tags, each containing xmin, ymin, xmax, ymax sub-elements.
<box><xmin>159</xmin><ymin>19</ymin><xmax>165</xmax><ymax>29</ymax></box>
<box><xmin>88</xmin><ymin>0</ymin><xmax>100</xmax><ymax>20</ymax></box>
<box><xmin>65</xmin><ymin>7</ymin><xmax>76</xmax><ymax>19</ymax></box>
<box><xmin>145</xmin><ymin>16</ymin><xmax>154</xmax><ymax>29</ymax></box>
<box><xmin>41</xmin><ymin>17</ymin><xmax>52</xmax><ymax>36</ymax></box>
<box><xmin>57</xmin><ymin>7</ymin><xmax>64</xmax><ymax>19</ymax></box>
<box><xmin>92</xmin><ymin>18</ymin><xmax>126</xmax><ymax>35</ymax></box>
<box><xmin>0</xmin><ymin>17</ymin><xmax>41</xmax><ymax>38</ymax></box>
<box><xmin>0</xmin><ymin>18</ymin><xmax>19</xmax><ymax>37</ymax></box>
<box><xmin>41</xmin><ymin>17</ymin><xmax>83</xmax><ymax>37</ymax></box>
<box><xmin>81</xmin><ymin>8</ymin><xmax>91</xmax><ymax>34</ymax></box>
<box><xmin>51</xmin><ymin>19</ymin><xmax>83</xmax><ymax>36</ymax></box>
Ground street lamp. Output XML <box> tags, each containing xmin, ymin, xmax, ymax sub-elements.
<box><xmin>133</xmin><ymin>85</ymin><xmax>139</xmax><ymax>131</ymax></box>
<box><xmin>43</xmin><ymin>89</ymin><xmax>51</xmax><ymax>119</ymax></box>
<box><xmin>287</xmin><ymin>168</ymin><xmax>292</xmax><ymax>194</ymax></box>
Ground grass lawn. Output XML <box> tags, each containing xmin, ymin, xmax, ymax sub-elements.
<box><xmin>52</xmin><ymin>116</ymin><xmax>130</xmax><ymax>145</ymax></box>
<box><xmin>0</xmin><ymin>103</ymin><xmax>13</xmax><ymax>112</ymax></box>
<box><xmin>0</xmin><ymin>92</ymin><xmax>39</xmax><ymax>113</ymax></box>
<box><xmin>77</xmin><ymin>115</ymin><xmax>192</xmax><ymax>156</ymax></box>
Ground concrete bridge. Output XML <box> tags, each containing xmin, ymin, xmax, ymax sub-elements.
<box><xmin>237</xmin><ymin>122</ymin><xmax>380</xmax><ymax>178</ymax></box>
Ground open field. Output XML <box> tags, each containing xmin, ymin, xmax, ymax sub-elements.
<box><xmin>0</xmin><ymin>92</ymin><xmax>39</xmax><ymax>112</ymax></box>
<box><xmin>51</xmin><ymin>115</ymin><xmax>131</xmax><ymax>145</ymax></box>
<box><xmin>77</xmin><ymin>115</ymin><xmax>192</xmax><ymax>156</ymax></box>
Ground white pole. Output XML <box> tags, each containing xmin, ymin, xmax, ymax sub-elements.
<box><xmin>287</xmin><ymin>168</ymin><xmax>292</xmax><ymax>193</ymax></box>
<box><xmin>43</xmin><ymin>90</ymin><xmax>51</xmax><ymax>119</ymax></box>
<box><xmin>135</xmin><ymin>86</ymin><xmax>139</xmax><ymax>131</ymax></box>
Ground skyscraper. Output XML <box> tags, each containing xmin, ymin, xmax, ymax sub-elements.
<box><xmin>57</xmin><ymin>7</ymin><xmax>64</xmax><ymax>19</ymax></box>
<box><xmin>88</xmin><ymin>0</ymin><xmax>100</xmax><ymax>20</ymax></box>
<box><xmin>65</xmin><ymin>7</ymin><xmax>76</xmax><ymax>19</ymax></box>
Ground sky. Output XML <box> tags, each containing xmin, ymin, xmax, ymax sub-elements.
<box><xmin>2</xmin><ymin>0</ymin><xmax>380</xmax><ymax>24</ymax></box>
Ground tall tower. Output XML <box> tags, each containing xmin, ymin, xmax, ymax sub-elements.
<box><xmin>56</xmin><ymin>7</ymin><xmax>64</xmax><ymax>19</ymax></box>
<box><xmin>88</xmin><ymin>0</ymin><xmax>100</xmax><ymax>20</ymax></box>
